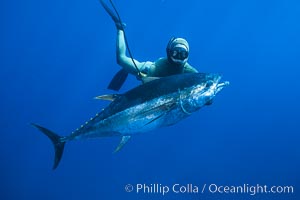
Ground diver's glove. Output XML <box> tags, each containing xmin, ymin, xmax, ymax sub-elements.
<box><xmin>115</xmin><ymin>22</ymin><xmax>126</xmax><ymax>30</ymax></box>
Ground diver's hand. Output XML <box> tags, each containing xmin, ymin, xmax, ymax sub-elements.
<box><xmin>116</xmin><ymin>22</ymin><xmax>126</xmax><ymax>30</ymax></box>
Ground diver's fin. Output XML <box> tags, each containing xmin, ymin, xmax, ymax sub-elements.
<box><xmin>94</xmin><ymin>94</ymin><xmax>120</xmax><ymax>101</ymax></box>
<box><xmin>141</xmin><ymin>76</ymin><xmax>160</xmax><ymax>83</ymax></box>
<box><xmin>31</xmin><ymin>123</ymin><xmax>66</xmax><ymax>170</ymax></box>
<box><xmin>108</xmin><ymin>69</ymin><xmax>129</xmax><ymax>91</ymax></box>
<box><xmin>113</xmin><ymin>136</ymin><xmax>131</xmax><ymax>153</ymax></box>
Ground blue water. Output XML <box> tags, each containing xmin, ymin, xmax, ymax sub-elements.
<box><xmin>1</xmin><ymin>0</ymin><xmax>299</xmax><ymax>199</ymax></box>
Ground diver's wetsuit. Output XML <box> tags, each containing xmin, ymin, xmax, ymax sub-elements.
<box><xmin>116</xmin><ymin>30</ymin><xmax>198</xmax><ymax>78</ymax></box>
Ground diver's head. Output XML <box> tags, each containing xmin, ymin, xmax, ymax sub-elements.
<box><xmin>166</xmin><ymin>37</ymin><xmax>189</xmax><ymax>66</ymax></box>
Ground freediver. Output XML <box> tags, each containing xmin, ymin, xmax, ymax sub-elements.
<box><xmin>100</xmin><ymin>0</ymin><xmax>198</xmax><ymax>90</ymax></box>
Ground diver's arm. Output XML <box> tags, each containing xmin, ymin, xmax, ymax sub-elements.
<box><xmin>184</xmin><ymin>63</ymin><xmax>199</xmax><ymax>73</ymax></box>
<box><xmin>116</xmin><ymin>30</ymin><xmax>142</xmax><ymax>75</ymax></box>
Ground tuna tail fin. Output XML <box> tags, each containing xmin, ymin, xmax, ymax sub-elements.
<box><xmin>31</xmin><ymin>123</ymin><xmax>66</xmax><ymax>170</ymax></box>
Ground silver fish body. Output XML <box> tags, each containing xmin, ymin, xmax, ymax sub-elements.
<box><xmin>32</xmin><ymin>73</ymin><xmax>229</xmax><ymax>169</ymax></box>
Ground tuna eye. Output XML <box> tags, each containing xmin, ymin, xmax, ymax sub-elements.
<box><xmin>206</xmin><ymin>80</ymin><xmax>214</xmax><ymax>88</ymax></box>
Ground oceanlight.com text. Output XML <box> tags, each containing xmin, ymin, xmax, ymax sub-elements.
<box><xmin>207</xmin><ymin>183</ymin><xmax>294</xmax><ymax>195</ymax></box>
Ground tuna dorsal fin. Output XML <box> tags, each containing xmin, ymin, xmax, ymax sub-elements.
<box><xmin>113</xmin><ymin>136</ymin><xmax>131</xmax><ymax>153</ymax></box>
<box><xmin>94</xmin><ymin>94</ymin><xmax>120</xmax><ymax>101</ymax></box>
<box><xmin>142</xmin><ymin>76</ymin><xmax>160</xmax><ymax>83</ymax></box>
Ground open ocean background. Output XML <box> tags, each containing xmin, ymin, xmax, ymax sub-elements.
<box><xmin>1</xmin><ymin>0</ymin><xmax>299</xmax><ymax>199</ymax></box>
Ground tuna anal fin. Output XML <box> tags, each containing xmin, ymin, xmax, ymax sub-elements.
<box><xmin>31</xmin><ymin>123</ymin><xmax>66</xmax><ymax>170</ymax></box>
<box><xmin>114</xmin><ymin>136</ymin><xmax>131</xmax><ymax>153</ymax></box>
<box><xmin>94</xmin><ymin>94</ymin><xmax>120</xmax><ymax>101</ymax></box>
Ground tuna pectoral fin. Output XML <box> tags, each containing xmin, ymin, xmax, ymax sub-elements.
<box><xmin>113</xmin><ymin>136</ymin><xmax>131</xmax><ymax>153</ymax></box>
<box><xmin>142</xmin><ymin>102</ymin><xmax>177</xmax><ymax>126</ymax></box>
<box><xmin>31</xmin><ymin>123</ymin><xmax>65</xmax><ymax>170</ymax></box>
